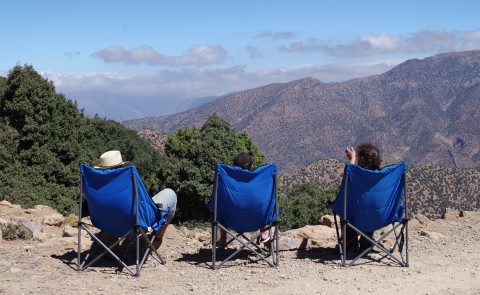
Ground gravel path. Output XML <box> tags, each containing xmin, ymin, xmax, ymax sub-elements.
<box><xmin>1</xmin><ymin>211</ymin><xmax>479</xmax><ymax>295</ymax></box>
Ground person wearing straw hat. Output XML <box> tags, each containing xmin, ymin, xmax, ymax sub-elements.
<box><xmin>95</xmin><ymin>150</ymin><xmax>177</xmax><ymax>249</ymax></box>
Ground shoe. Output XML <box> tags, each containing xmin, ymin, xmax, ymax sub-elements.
<box><xmin>259</xmin><ymin>234</ymin><xmax>272</xmax><ymax>244</ymax></box>
<box><xmin>215</xmin><ymin>240</ymin><xmax>227</xmax><ymax>250</ymax></box>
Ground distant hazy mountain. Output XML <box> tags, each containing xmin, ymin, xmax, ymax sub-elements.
<box><xmin>175</xmin><ymin>95</ymin><xmax>222</xmax><ymax>113</ymax></box>
<box><xmin>123</xmin><ymin>50</ymin><xmax>480</xmax><ymax>174</ymax></box>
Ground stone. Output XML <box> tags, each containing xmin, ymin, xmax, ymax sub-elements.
<box><xmin>415</xmin><ymin>214</ymin><xmax>431</xmax><ymax>225</ymax></box>
<box><xmin>0</xmin><ymin>200</ymin><xmax>14</xmax><ymax>208</ymax></box>
<box><xmin>43</xmin><ymin>214</ymin><xmax>65</xmax><ymax>226</ymax></box>
<box><xmin>62</xmin><ymin>224</ymin><xmax>78</xmax><ymax>237</ymax></box>
<box><xmin>441</xmin><ymin>208</ymin><xmax>461</xmax><ymax>220</ymax></box>
<box><xmin>319</xmin><ymin>215</ymin><xmax>335</xmax><ymax>227</ymax></box>
<box><xmin>33</xmin><ymin>229</ymin><xmax>48</xmax><ymax>242</ymax></box>
<box><xmin>420</xmin><ymin>230</ymin><xmax>445</xmax><ymax>240</ymax></box>
<box><xmin>19</xmin><ymin>219</ymin><xmax>43</xmax><ymax>237</ymax></box>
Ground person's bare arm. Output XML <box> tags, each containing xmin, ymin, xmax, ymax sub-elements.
<box><xmin>345</xmin><ymin>147</ymin><xmax>356</xmax><ymax>164</ymax></box>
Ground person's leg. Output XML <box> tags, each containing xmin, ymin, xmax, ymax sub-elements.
<box><xmin>218</xmin><ymin>226</ymin><xmax>227</xmax><ymax>246</ymax></box>
<box><xmin>345</xmin><ymin>226</ymin><xmax>360</xmax><ymax>249</ymax></box>
<box><xmin>260</xmin><ymin>224</ymin><xmax>275</xmax><ymax>243</ymax></box>
<box><xmin>359</xmin><ymin>231</ymin><xmax>374</xmax><ymax>249</ymax></box>
<box><xmin>151</xmin><ymin>188</ymin><xmax>177</xmax><ymax>240</ymax></box>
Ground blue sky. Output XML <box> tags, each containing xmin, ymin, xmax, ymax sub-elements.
<box><xmin>1</xmin><ymin>0</ymin><xmax>479</xmax><ymax>121</ymax></box>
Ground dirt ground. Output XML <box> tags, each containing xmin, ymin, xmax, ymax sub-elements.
<box><xmin>1</xmin><ymin>208</ymin><xmax>480</xmax><ymax>295</ymax></box>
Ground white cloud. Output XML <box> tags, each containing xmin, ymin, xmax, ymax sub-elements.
<box><xmin>64</xmin><ymin>51</ymin><xmax>80</xmax><ymax>58</ymax></box>
<box><xmin>92</xmin><ymin>44</ymin><xmax>227</xmax><ymax>67</ymax></box>
<box><xmin>255</xmin><ymin>30</ymin><xmax>297</xmax><ymax>40</ymax></box>
<box><xmin>280</xmin><ymin>28</ymin><xmax>480</xmax><ymax>57</ymax></box>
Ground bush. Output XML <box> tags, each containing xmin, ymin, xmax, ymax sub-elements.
<box><xmin>157</xmin><ymin>113</ymin><xmax>266</xmax><ymax>223</ymax></box>
<box><xmin>280</xmin><ymin>183</ymin><xmax>337</xmax><ymax>231</ymax></box>
<box><xmin>1</xmin><ymin>223</ymin><xmax>31</xmax><ymax>240</ymax></box>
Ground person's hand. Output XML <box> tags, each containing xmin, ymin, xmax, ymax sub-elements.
<box><xmin>345</xmin><ymin>146</ymin><xmax>356</xmax><ymax>164</ymax></box>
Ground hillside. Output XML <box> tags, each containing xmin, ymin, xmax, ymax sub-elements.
<box><xmin>280</xmin><ymin>159</ymin><xmax>480</xmax><ymax>219</ymax></box>
<box><xmin>124</xmin><ymin>50</ymin><xmax>480</xmax><ymax>175</ymax></box>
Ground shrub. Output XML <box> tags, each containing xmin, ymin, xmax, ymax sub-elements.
<box><xmin>0</xmin><ymin>223</ymin><xmax>31</xmax><ymax>240</ymax></box>
<box><xmin>280</xmin><ymin>183</ymin><xmax>337</xmax><ymax>231</ymax></box>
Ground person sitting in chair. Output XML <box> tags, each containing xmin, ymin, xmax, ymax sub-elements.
<box><xmin>217</xmin><ymin>152</ymin><xmax>274</xmax><ymax>247</ymax></box>
<box><xmin>344</xmin><ymin>142</ymin><xmax>382</xmax><ymax>250</ymax></box>
<box><xmin>96</xmin><ymin>150</ymin><xmax>177</xmax><ymax>249</ymax></box>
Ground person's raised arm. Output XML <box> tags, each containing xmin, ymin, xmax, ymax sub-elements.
<box><xmin>345</xmin><ymin>146</ymin><xmax>356</xmax><ymax>165</ymax></box>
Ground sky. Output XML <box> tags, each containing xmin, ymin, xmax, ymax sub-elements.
<box><xmin>1</xmin><ymin>0</ymin><xmax>479</xmax><ymax>122</ymax></box>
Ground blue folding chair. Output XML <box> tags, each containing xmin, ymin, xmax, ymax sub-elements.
<box><xmin>207</xmin><ymin>164</ymin><xmax>280</xmax><ymax>269</ymax></box>
<box><xmin>77</xmin><ymin>164</ymin><xmax>170</xmax><ymax>276</ymax></box>
<box><xmin>329</xmin><ymin>162</ymin><xmax>409</xmax><ymax>267</ymax></box>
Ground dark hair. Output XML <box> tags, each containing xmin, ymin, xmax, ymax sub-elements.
<box><xmin>233</xmin><ymin>152</ymin><xmax>253</xmax><ymax>170</ymax></box>
<box><xmin>357</xmin><ymin>142</ymin><xmax>382</xmax><ymax>170</ymax></box>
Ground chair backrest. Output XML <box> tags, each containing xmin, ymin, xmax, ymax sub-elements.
<box><xmin>80</xmin><ymin>164</ymin><xmax>164</xmax><ymax>236</ymax></box>
<box><xmin>330</xmin><ymin>162</ymin><xmax>407</xmax><ymax>232</ymax></box>
<box><xmin>209</xmin><ymin>163</ymin><xmax>278</xmax><ymax>233</ymax></box>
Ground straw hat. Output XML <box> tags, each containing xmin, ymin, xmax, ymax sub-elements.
<box><xmin>95</xmin><ymin>150</ymin><xmax>130</xmax><ymax>169</ymax></box>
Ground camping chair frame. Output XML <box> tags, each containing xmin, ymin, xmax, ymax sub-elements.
<box><xmin>331</xmin><ymin>164</ymin><xmax>409</xmax><ymax>267</ymax></box>
<box><xmin>77</xmin><ymin>165</ymin><xmax>166</xmax><ymax>276</ymax></box>
<box><xmin>210</xmin><ymin>166</ymin><xmax>280</xmax><ymax>269</ymax></box>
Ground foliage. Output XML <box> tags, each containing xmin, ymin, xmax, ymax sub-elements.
<box><xmin>0</xmin><ymin>65</ymin><xmax>163</xmax><ymax>214</ymax></box>
<box><xmin>64</xmin><ymin>214</ymin><xmax>78</xmax><ymax>228</ymax></box>
<box><xmin>0</xmin><ymin>223</ymin><xmax>30</xmax><ymax>240</ymax></box>
<box><xmin>157</xmin><ymin>113</ymin><xmax>266</xmax><ymax>223</ymax></box>
<box><xmin>279</xmin><ymin>183</ymin><xmax>337</xmax><ymax>231</ymax></box>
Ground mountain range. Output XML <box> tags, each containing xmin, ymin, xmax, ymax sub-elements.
<box><xmin>123</xmin><ymin>50</ymin><xmax>480</xmax><ymax>175</ymax></box>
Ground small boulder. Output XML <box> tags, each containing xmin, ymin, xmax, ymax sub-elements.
<box><xmin>0</xmin><ymin>200</ymin><xmax>14</xmax><ymax>208</ymax></box>
<box><xmin>420</xmin><ymin>230</ymin><xmax>445</xmax><ymax>240</ymax></box>
<box><xmin>441</xmin><ymin>208</ymin><xmax>461</xmax><ymax>220</ymax></box>
<box><xmin>62</xmin><ymin>224</ymin><xmax>78</xmax><ymax>237</ymax></box>
<box><xmin>319</xmin><ymin>215</ymin><xmax>335</xmax><ymax>227</ymax></box>
<box><xmin>415</xmin><ymin>214</ymin><xmax>431</xmax><ymax>225</ymax></box>
<box><xmin>18</xmin><ymin>219</ymin><xmax>43</xmax><ymax>238</ymax></box>
<box><xmin>43</xmin><ymin>214</ymin><xmax>65</xmax><ymax>227</ymax></box>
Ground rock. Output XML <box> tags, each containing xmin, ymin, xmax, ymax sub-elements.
<box><xmin>33</xmin><ymin>229</ymin><xmax>48</xmax><ymax>242</ymax></box>
<box><xmin>420</xmin><ymin>230</ymin><xmax>446</xmax><ymax>240</ymax></box>
<box><xmin>62</xmin><ymin>224</ymin><xmax>78</xmax><ymax>237</ymax></box>
<box><xmin>43</xmin><ymin>214</ymin><xmax>65</xmax><ymax>226</ymax></box>
<box><xmin>0</xmin><ymin>200</ymin><xmax>14</xmax><ymax>208</ymax></box>
<box><xmin>415</xmin><ymin>214</ymin><xmax>431</xmax><ymax>225</ymax></box>
<box><xmin>278</xmin><ymin>236</ymin><xmax>307</xmax><ymax>251</ymax></box>
<box><xmin>19</xmin><ymin>219</ymin><xmax>43</xmax><ymax>237</ymax></box>
<box><xmin>320</xmin><ymin>215</ymin><xmax>335</xmax><ymax>227</ymax></box>
<box><xmin>283</xmin><ymin>225</ymin><xmax>335</xmax><ymax>240</ymax></box>
<box><xmin>441</xmin><ymin>208</ymin><xmax>461</xmax><ymax>220</ymax></box>
<box><xmin>408</xmin><ymin>218</ymin><xmax>422</xmax><ymax>230</ymax></box>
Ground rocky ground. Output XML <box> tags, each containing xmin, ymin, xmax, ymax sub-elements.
<box><xmin>0</xmin><ymin>201</ymin><xmax>479</xmax><ymax>295</ymax></box>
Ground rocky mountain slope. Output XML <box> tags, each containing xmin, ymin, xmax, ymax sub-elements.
<box><xmin>280</xmin><ymin>159</ymin><xmax>480</xmax><ymax>219</ymax></box>
<box><xmin>124</xmin><ymin>50</ymin><xmax>480</xmax><ymax>174</ymax></box>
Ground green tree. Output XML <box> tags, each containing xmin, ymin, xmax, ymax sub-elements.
<box><xmin>279</xmin><ymin>183</ymin><xmax>337</xmax><ymax>230</ymax></box>
<box><xmin>0</xmin><ymin>65</ymin><xmax>164</xmax><ymax>214</ymax></box>
<box><xmin>158</xmin><ymin>113</ymin><xmax>266</xmax><ymax>223</ymax></box>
